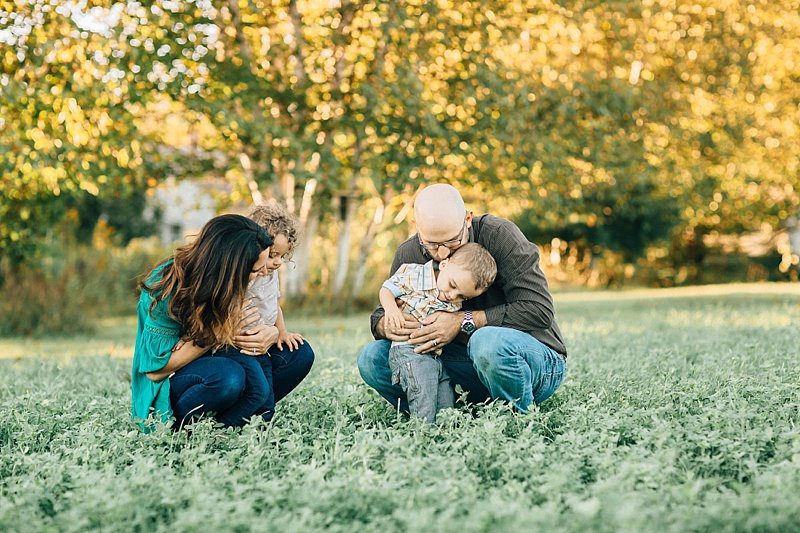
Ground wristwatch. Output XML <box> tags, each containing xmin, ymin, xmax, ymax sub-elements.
<box><xmin>460</xmin><ymin>311</ymin><xmax>476</xmax><ymax>335</ymax></box>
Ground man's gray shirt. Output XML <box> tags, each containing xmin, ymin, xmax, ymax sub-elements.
<box><xmin>370</xmin><ymin>214</ymin><xmax>567</xmax><ymax>357</ymax></box>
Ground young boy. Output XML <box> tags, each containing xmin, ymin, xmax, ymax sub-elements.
<box><xmin>380</xmin><ymin>243</ymin><xmax>497</xmax><ymax>423</ymax></box>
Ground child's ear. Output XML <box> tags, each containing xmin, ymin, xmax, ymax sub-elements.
<box><xmin>439</xmin><ymin>258</ymin><xmax>450</xmax><ymax>270</ymax></box>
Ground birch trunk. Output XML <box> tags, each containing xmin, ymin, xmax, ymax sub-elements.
<box><xmin>285</xmin><ymin>211</ymin><xmax>318</xmax><ymax>298</ymax></box>
<box><xmin>331</xmin><ymin>196</ymin><xmax>356</xmax><ymax>296</ymax></box>
<box><xmin>238</xmin><ymin>153</ymin><xmax>264</xmax><ymax>205</ymax></box>
<box><xmin>788</xmin><ymin>215</ymin><xmax>800</xmax><ymax>258</ymax></box>
<box><xmin>283</xmin><ymin>179</ymin><xmax>318</xmax><ymax>298</ymax></box>
<box><xmin>350</xmin><ymin>190</ymin><xmax>394</xmax><ymax>299</ymax></box>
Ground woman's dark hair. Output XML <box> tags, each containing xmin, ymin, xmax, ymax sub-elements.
<box><xmin>141</xmin><ymin>214</ymin><xmax>273</xmax><ymax>348</ymax></box>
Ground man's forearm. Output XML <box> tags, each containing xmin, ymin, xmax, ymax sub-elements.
<box><xmin>472</xmin><ymin>310</ymin><xmax>488</xmax><ymax>329</ymax></box>
<box><xmin>484</xmin><ymin>300</ymin><xmax>553</xmax><ymax>331</ymax></box>
<box><xmin>370</xmin><ymin>306</ymin><xmax>386</xmax><ymax>340</ymax></box>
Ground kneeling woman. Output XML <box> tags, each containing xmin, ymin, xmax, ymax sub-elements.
<box><xmin>131</xmin><ymin>214</ymin><xmax>314</xmax><ymax>430</ymax></box>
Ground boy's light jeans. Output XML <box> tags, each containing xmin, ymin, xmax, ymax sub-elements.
<box><xmin>388</xmin><ymin>343</ymin><xmax>454</xmax><ymax>423</ymax></box>
<box><xmin>359</xmin><ymin>326</ymin><xmax>566</xmax><ymax>414</ymax></box>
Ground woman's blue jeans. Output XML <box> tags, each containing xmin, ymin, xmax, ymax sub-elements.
<box><xmin>169</xmin><ymin>342</ymin><xmax>315</xmax><ymax>428</ymax></box>
<box><xmin>357</xmin><ymin>326</ymin><xmax>566</xmax><ymax>413</ymax></box>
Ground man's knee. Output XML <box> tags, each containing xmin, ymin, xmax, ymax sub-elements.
<box><xmin>468</xmin><ymin>327</ymin><xmax>505</xmax><ymax>375</ymax></box>
<box><xmin>357</xmin><ymin>340</ymin><xmax>390</xmax><ymax>385</ymax></box>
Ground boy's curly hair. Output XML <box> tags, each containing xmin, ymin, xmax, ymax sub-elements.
<box><xmin>246</xmin><ymin>201</ymin><xmax>300</xmax><ymax>259</ymax></box>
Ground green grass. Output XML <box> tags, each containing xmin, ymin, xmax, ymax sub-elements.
<box><xmin>1</xmin><ymin>283</ymin><xmax>799</xmax><ymax>532</ymax></box>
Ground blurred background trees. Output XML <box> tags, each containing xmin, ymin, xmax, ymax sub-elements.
<box><xmin>1</xmin><ymin>0</ymin><xmax>798</xmax><ymax>332</ymax></box>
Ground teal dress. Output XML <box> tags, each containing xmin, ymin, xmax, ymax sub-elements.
<box><xmin>131</xmin><ymin>263</ymin><xmax>182</xmax><ymax>426</ymax></box>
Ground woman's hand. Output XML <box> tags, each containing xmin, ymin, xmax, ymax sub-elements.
<box><xmin>233</xmin><ymin>324</ymin><xmax>279</xmax><ymax>356</ymax></box>
<box><xmin>237</xmin><ymin>300</ymin><xmax>261</xmax><ymax>335</ymax></box>
<box><xmin>276</xmin><ymin>329</ymin><xmax>304</xmax><ymax>352</ymax></box>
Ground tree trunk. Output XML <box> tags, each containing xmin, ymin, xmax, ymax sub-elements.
<box><xmin>787</xmin><ymin>215</ymin><xmax>800</xmax><ymax>258</ymax></box>
<box><xmin>275</xmin><ymin>170</ymin><xmax>295</xmax><ymax>213</ymax></box>
<box><xmin>287</xmin><ymin>211</ymin><xmax>318</xmax><ymax>298</ymax></box>
<box><xmin>238</xmin><ymin>153</ymin><xmax>264</xmax><ymax>205</ymax></box>
<box><xmin>350</xmin><ymin>192</ymin><xmax>391</xmax><ymax>300</ymax></box>
<box><xmin>283</xmin><ymin>179</ymin><xmax>318</xmax><ymax>298</ymax></box>
<box><xmin>332</xmin><ymin>195</ymin><xmax>356</xmax><ymax>297</ymax></box>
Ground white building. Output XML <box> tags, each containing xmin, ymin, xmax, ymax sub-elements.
<box><xmin>145</xmin><ymin>177</ymin><xmax>224</xmax><ymax>244</ymax></box>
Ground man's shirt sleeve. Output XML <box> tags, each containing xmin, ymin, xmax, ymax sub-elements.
<box><xmin>481</xmin><ymin>219</ymin><xmax>555</xmax><ymax>331</ymax></box>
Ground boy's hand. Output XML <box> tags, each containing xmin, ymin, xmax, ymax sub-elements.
<box><xmin>384</xmin><ymin>308</ymin><xmax>405</xmax><ymax>334</ymax></box>
<box><xmin>377</xmin><ymin>314</ymin><xmax>419</xmax><ymax>342</ymax></box>
<box><xmin>276</xmin><ymin>329</ymin><xmax>304</xmax><ymax>352</ymax></box>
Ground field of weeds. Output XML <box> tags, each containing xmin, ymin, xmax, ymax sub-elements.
<box><xmin>1</xmin><ymin>284</ymin><xmax>799</xmax><ymax>532</ymax></box>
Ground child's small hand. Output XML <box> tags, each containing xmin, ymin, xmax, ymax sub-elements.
<box><xmin>276</xmin><ymin>329</ymin><xmax>304</xmax><ymax>352</ymax></box>
<box><xmin>385</xmin><ymin>308</ymin><xmax>404</xmax><ymax>334</ymax></box>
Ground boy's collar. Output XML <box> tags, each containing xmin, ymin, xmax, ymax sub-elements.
<box><xmin>421</xmin><ymin>260</ymin><xmax>438</xmax><ymax>290</ymax></box>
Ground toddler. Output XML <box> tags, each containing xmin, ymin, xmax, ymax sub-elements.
<box><xmin>217</xmin><ymin>202</ymin><xmax>311</xmax><ymax>423</ymax></box>
<box><xmin>380</xmin><ymin>243</ymin><xmax>496</xmax><ymax>423</ymax></box>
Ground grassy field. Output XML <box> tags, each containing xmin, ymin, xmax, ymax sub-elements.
<box><xmin>1</xmin><ymin>284</ymin><xmax>799</xmax><ymax>532</ymax></box>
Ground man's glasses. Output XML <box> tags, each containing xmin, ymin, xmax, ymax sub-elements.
<box><xmin>417</xmin><ymin>217</ymin><xmax>468</xmax><ymax>251</ymax></box>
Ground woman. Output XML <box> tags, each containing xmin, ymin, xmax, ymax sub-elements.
<box><xmin>131</xmin><ymin>214</ymin><xmax>312</xmax><ymax>430</ymax></box>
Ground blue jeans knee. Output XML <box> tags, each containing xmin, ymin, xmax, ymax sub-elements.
<box><xmin>215</xmin><ymin>362</ymin><xmax>247</xmax><ymax>405</ymax></box>
<box><xmin>357</xmin><ymin>340</ymin><xmax>391</xmax><ymax>388</ymax></box>
<box><xmin>467</xmin><ymin>326</ymin><xmax>566</xmax><ymax>411</ymax></box>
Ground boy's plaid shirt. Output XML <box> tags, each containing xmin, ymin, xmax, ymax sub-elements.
<box><xmin>382</xmin><ymin>261</ymin><xmax>460</xmax><ymax>322</ymax></box>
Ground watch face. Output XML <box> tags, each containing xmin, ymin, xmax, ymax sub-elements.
<box><xmin>461</xmin><ymin>321</ymin><xmax>476</xmax><ymax>334</ymax></box>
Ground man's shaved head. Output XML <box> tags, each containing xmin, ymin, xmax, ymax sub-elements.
<box><xmin>414</xmin><ymin>184</ymin><xmax>466</xmax><ymax>241</ymax></box>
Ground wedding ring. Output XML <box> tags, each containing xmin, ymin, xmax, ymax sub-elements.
<box><xmin>432</xmin><ymin>339</ymin><xmax>438</xmax><ymax>346</ymax></box>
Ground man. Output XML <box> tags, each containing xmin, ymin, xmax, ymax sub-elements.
<box><xmin>357</xmin><ymin>184</ymin><xmax>567</xmax><ymax>413</ymax></box>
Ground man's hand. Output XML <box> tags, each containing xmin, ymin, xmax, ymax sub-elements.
<box><xmin>408</xmin><ymin>311</ymin><xmax>463</xmax><ymax>353</ymax></box>
<box><xmin>234</xmin><ymin>324</ymin><xmax>279</xmax><ymax>355</ymax></box>
<box><xmin>376</xmin><ymin>313</ymin><xmax>420</xmax><ymax>342</ymax></box>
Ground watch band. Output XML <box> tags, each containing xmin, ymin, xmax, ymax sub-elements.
<box><xmin>461</xmin><ymin>311</ymin><xmax>475</xmax><ymax>335</ymax></box>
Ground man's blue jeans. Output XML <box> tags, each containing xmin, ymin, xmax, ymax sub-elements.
<box><xmin>358</xmin><ymin>326</ymin><xmax>566</xmax><ymax>413</ymax></box>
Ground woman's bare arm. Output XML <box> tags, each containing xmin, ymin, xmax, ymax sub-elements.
<box><xmin>146</xmin><ymin>340</ymin><xmax>207</xmax><ymax>382</ymax></box>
